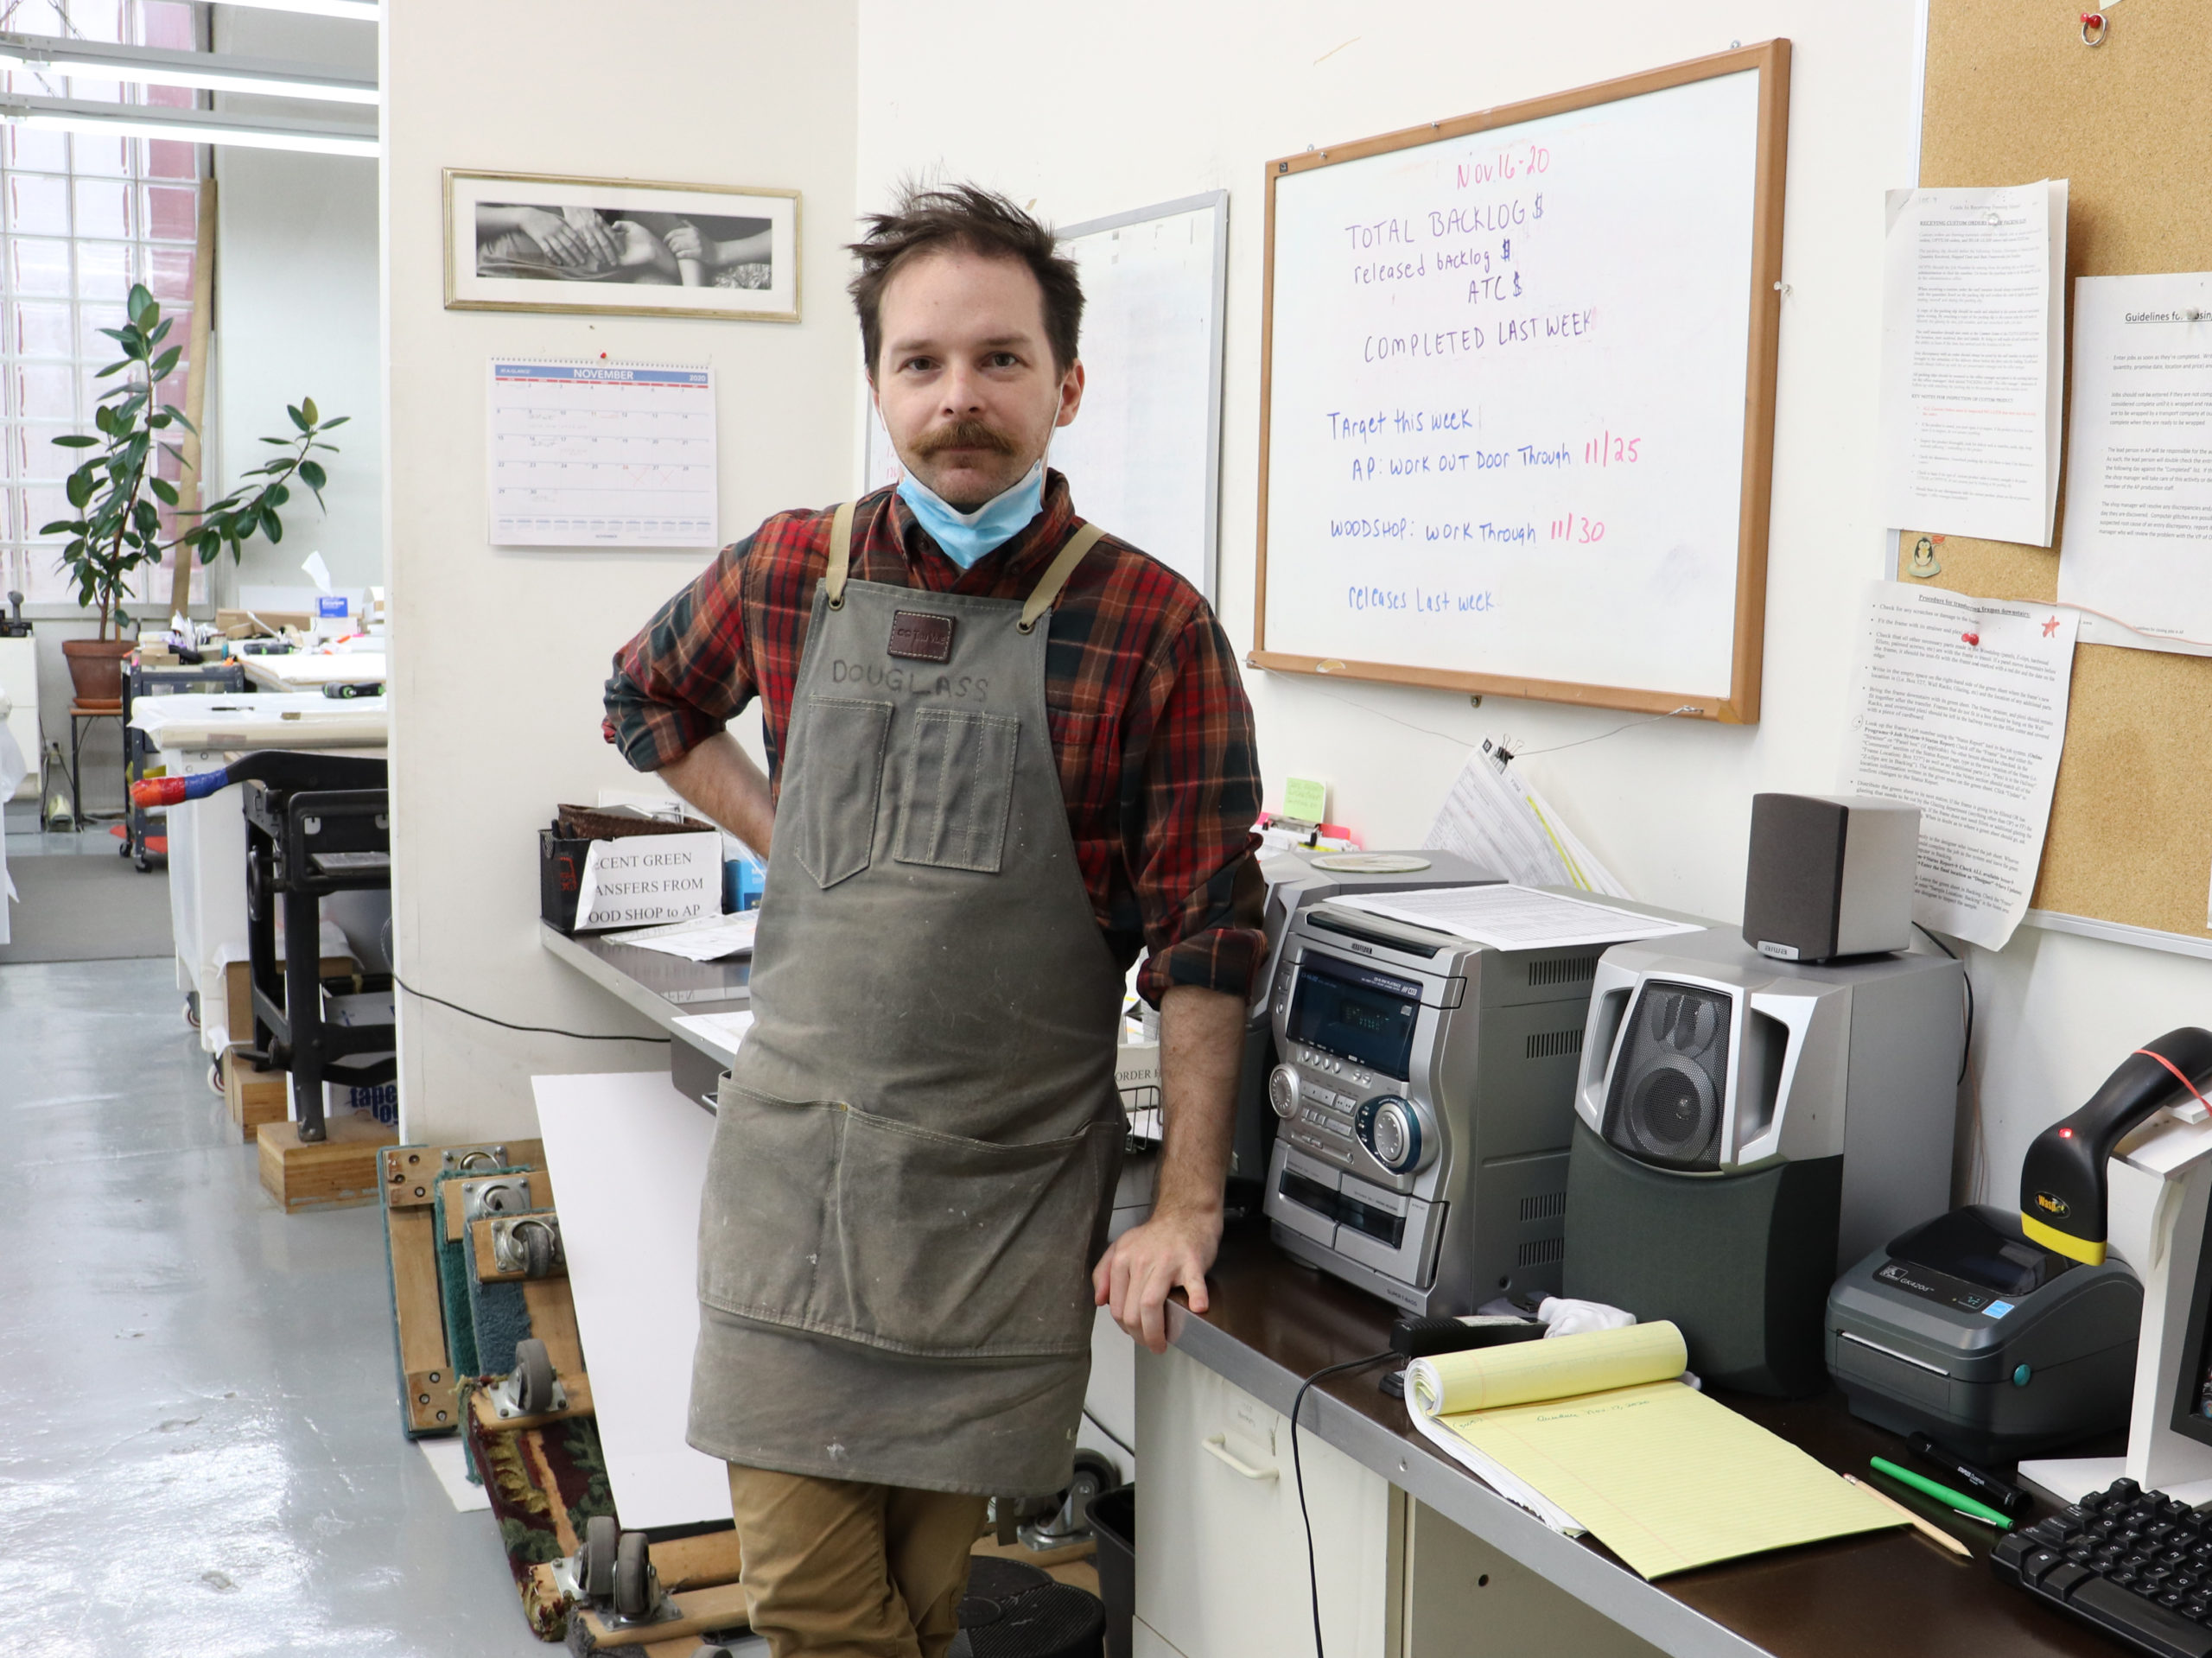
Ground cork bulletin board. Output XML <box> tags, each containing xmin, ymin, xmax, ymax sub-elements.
<box><xmin>1900</xmin><ymin>0</ymin><xmax>2212</xmax><ymax>945</ymax></box>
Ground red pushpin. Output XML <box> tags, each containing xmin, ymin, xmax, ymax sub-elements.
<box><xmin>2082</xmin><ymin>11</ymin><xmax>2103</xmax><ymax>24</ymax></box>
<box><xmin>1961</xmin><ymin>632</ymin><xmax>1981</xmax><ymax>646</ymax></box>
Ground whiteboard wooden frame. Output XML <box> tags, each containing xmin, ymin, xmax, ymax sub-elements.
<box><xmin>1055</xmin><ymin>191</ymin><xmax>1230</xmax><ymax>604</ymax></box>
<box><xmin>1251</xmin><ymin>41</ymin><xmax>1791</xmax><ymax>725</ymax></box>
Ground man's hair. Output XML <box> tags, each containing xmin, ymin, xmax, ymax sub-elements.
<box><xmin>848</xmin><ymin>182</ymin><xmax>1084</xmax><ymax>382</ymax></box>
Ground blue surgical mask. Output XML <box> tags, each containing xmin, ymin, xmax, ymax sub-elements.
<box><xmin>897</xmin><ymin>460</ymin><xmax>1046</xmax><ymax>570</ymax></box>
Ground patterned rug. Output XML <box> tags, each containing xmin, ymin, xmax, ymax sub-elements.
<box><xmin>461</xmin><ymin>1380</ymin><xmax>615</xmax><ymax>1642</ymax></box>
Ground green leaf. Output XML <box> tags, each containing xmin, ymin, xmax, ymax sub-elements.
<box><xmin>38</xmin><ymin>518</ymin><xmax>79</xmax><ymax>535</ymax></box>
<box><xmin>95</xmin><ymin>359</ymin><xmax>131</xmax><ymax>378</ymax></box>
<box><xmin>301</xmin><ymin>397</ymin><xmax>319</xmax><ymax>426</ymax></box>
<box><xmin>53</xmin><ymin>434</ymin><xmax>99</xmax><ymax>448</ymax></box>
<box><xmin>146</xmin><ymin>317</ymin><xmax>172</xmax><ymax>346</ymax></box>
<box><xmin>264</xmin><ymin>482</ymin><xmax>289</xmax><ymax>508</ymax></box>
<box><xmin>66</xmin><ymin>473</ymin><xmax>92</xmax><ymax>509</ymax></box>
<box><xmin>260</xmin><ymin>504</ymin><xmax>283</xmax><ymax>543</ymax></box>
<box><xmin>320</xmin><ymin>416</ymin><xmax>350</xmax><ymax>429</ymax></box>
<box><xmin>162</xmin><ymin>405</ymin><xmax>198</xmax><ymax>436</ymax></box>
<box><xmin>127</xmin><ymin>283</ymin><xmax>155</xmax><ymax>326</ymax></box>
<box><xmin>286</xmin><ymin>403</ymin><xmax>308</xmax><ymax>434</ymax></box>
<box><xmin>149</xmin><ymin>346</ymin><xmax>181</xmax><ymax>381</ymax></box>
<box><xmin>149</xmin><ymin>477</ymin><xmax>178</xmax><ymax>506</ymax></box>
<box><xmin>298</xmin><ymin>460</ymin><xmax>327</xmax><ymax>490</ymax></box>
<box><xmin>259</xmin><ymin>436</ymin><xmax>291</xmax><ymax>447</ymax></box>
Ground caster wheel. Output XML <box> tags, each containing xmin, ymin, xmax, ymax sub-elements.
<box><xmin>134</xmin><ymin>848</ymin><xmax>150</xmax><ymax>871</ymax></box>
<box><xmin>581</xmin><ymin>1514</ymin><xmax>618</xmax><ymax>1603</ymax></box>
<box><xmin>185</xmin><ymin>991</ymin><xmax>200</xmax><ymax>1030</ymax></box>
<box><xmin>207</xmin><ymin>1059</ymin><xmax>226</xmax><ymax>1098</ymax></box>
<box><xmin>613</xmin><ymin>1528</ymin><xmax>655</xmax><ymax>1621</ymax></box>
<box><xmin>521</xmin><ymin>1221</ymin><xmax>556</xmax><ymax>1280</ymax></box>
<box><xmin>513</xmin><ymin>1337</ymin><xmax>556</xmax><ymax>1415</ymax></box>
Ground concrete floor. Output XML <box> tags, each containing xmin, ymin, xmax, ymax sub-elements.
<box><xmin>0</xmin><ymin>956</ymin><xmax>572</xmax><ymax>1655</ymax></box>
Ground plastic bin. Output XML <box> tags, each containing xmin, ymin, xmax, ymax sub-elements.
<box><xmin>1089</xmin><ymin>1483</ymin><xmax>1135</xmax><ymax>1658</ymax></box>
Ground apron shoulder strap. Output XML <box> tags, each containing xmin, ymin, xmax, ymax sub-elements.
<box><xmin>1018</xmin><ymin>523</ymin><xmax>1107</xmax><ymax>633</ymax></box>
<box><xmin>823</xmin><ymin>500</ymin><xmax>858</xmax><ymax>607</ymax></box>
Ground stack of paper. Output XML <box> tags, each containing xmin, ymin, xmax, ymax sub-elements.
<box><xmin>604</xmin><ymin>909</ymin><xmax>760</xmax><ymax>962</ymax></box>
<box><xmin>1425</xmin><ymin>740</ymin><xmax>1630</xmax><ymax>897</ymax></box>
<box><xmin>1331</xmin><ymin>884</ymin><xmax>1700</xmax><ymax>952</ymax></box>
<box><xmin>1407</xmin><ymin>1324</ymin><xmax>1900</xmax><ymax>1579</ymax></box>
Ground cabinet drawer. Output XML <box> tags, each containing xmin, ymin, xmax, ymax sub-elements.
<box><xmin>1135</xmin><ymin>1344</ymin><xmax>1400</xmax><ymax>1658</ymax></box>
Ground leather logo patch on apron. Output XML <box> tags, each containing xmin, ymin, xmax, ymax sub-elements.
<box><xmin>887</xmin><ymin>610</ymin><xmax>956</xmax><ymax>663</ymax></box>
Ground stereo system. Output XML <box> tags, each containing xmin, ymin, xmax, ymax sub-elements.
<box><xmin>1741</xmin><ymin>793</ymin><xmax>1918</xmax><ymax>964</ymax></box>
<box><xmin>1260</xmin><ymin>897</ymin><xmax>1617</xmax><ymax>1316</ymax></box>
<box><xmin>1563</xmin><ymin>927</ymin><xmax>1963</xmax><ymax>1394</ymax></box>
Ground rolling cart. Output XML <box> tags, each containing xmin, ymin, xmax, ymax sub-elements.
<box><xmin>122</xmin><ymin>658</ymin><xmax>245</xmax><ymax>870</ymax></box>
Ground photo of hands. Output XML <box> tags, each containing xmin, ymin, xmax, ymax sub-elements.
<box><xmin>445</xmin><ymin>170</ymin><xmax>799</xmax><ymax>321</ymax></box>
<box><xmin>475</xmin><ymin>202</ymin><xmax>772</xmax><ymax>290</ymax></box>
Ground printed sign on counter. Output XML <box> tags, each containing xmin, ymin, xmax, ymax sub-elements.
<box><xmin>573</xmin><ymin>830</ymin><xmax>721</xmax><ymax>931</ymax></box>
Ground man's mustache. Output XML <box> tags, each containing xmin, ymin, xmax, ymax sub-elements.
<box><xmin>912</xmin><ymin>419</ymin><xmax>1017</xmax><ymax>458</ymax></box>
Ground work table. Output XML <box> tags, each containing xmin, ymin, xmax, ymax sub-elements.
<box><xmin>1171</xmin><ymin>1224</ymin><xmax>2113</xmax><ymax>1658</ymax></box>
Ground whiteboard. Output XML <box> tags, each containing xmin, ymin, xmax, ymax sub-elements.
<box><xmin>864</xmin><ymin>191</ymin><xmax>1229</xmax><ymax>600</ymax></box>
<box><xmin>1255</xmin><ymin>46</ymin><xmax>1788</xmax><ymax>722</ymax></box>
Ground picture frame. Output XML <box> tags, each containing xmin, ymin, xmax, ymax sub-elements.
<box><xmin>443</xmin><ymin>168</ymin><xmax>800</xmax><ymax>322</ymax></box>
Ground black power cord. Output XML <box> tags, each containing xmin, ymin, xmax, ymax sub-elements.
<box><xmin>1912</xmin><ymin>922</ymin><xmax>1974</xmax><ymax>1083</ymax></box>
<box><xmin>1289</xmin><ymin>1350</ymin><xmax>1397</xmax><ymax>1658</ymax></box>
<box><xmin>391</xmin><ymin>971</ymin><xmax>671</xmax><ymax>1043</ymax></box>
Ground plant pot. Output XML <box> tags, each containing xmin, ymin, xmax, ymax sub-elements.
<box><xmin>61</xmin><ymin>638</ymin><xmax>135</xmax><ymax>705</ymax></box>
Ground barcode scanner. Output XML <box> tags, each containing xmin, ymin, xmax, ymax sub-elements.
<box><xmin>2020</xmin><ymin>1026</ymin><xmax>2212</xmax><ymax>1264</ymax></box>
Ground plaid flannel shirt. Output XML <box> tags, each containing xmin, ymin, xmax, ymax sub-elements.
<box><xmin>603</xmin><ymin>473</ymin><xmax>1267</xmax><ymax>1004</ymax></box>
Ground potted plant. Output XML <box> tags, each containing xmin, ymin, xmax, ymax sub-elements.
<box><xmin>47</xmin><ymin>282</ymin><xmax>346</xmax><ymax>704</ymax></box>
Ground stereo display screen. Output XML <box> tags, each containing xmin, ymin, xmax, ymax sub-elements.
<box><xmin>1289</xmin><ymin>961</ymin><xmax>1421</xmax><ymax>1079</ymax></box>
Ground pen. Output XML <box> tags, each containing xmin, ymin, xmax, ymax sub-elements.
<box><xmin>1847</xmin><ymin>1474</ymin><xmax>1972</xmax><ymax>1560</ymax></box>
<box><xmin>1906</xmin><ymin>1432</ymin><xmax>2034</xmax><ymax>1520</ymax></box>
<box><xmin>1871</xmin><ymin>1456</ymin><xmax>2015</xmax><ymax>1529</ymax></box>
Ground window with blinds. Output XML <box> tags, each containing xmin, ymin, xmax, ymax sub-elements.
<box><xmin>0</xmin><ymin>0</ymin><xmax>202</xmax><ymax>609</ymax></box>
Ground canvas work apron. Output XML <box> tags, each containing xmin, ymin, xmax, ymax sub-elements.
<box><xmin>688</xmin><ymin>504</ymin><xmax>1128</xmax><ymax>1496</ymax></box>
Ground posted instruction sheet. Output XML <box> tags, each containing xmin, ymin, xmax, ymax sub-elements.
<box><xmin>2058</xmin><ymin>273</ymin><xmax>2212</xmax><ymax>649</ymax></box>
<box><xmin>1842</xmin><ymin>582</ymin><xmax>2076</xmax><ymax>950</ymax></box>
<box><xmin>1879</xmin><ymin>181</ymin><xmax>2068</xmax><ymax>546</ymax></box>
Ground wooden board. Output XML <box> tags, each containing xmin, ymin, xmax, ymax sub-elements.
<box><xmin>257</xmin><ymin>1115</ymin><xmax>397</xmax><ymax>1212</ymax></box>
<box><xmin>1253</xmin><ymin>41</ymin><xmax>1789</xmax><ymax>724</ymax></box>
<box><xmin>384</xmin><ymin>1191</ymin><xmax>458</xmax><ymax>1435</ymax></box>
<box><xmin>1904</xmin><ymin>0</ymin><xmax>2212</xmax><ymax>941</ymax></box>
<box><xmin>221</xmin><ymin>1045</ymin><xmax>288</xmax><ymax>1142</ymax></box>
<box><xmin>468</xmin><ymin>1370</ymin><xmax>596</xmax><ymax>1432</ymax></box>
<box><xmin>564</xmin><ymin>1580</ymin><xmax>752</xmax><ymax>1652</ymax></box>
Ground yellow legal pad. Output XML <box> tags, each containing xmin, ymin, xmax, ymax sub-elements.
<box><xmin>1407</xmin><ymin>1323</ymin><xmax>1902</xmax><ymax>1579</ymax></box>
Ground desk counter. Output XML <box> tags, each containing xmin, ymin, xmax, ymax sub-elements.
<box><xmin>1173</xmin><ymin>1224</ymin><xmax>2110</xmax><ymax>1658</ymax></box>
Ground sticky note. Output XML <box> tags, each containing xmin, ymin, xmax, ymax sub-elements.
<box><xmin>1282</xmin><ymin>777</ymin><xmax>1328</xmax><ymax>823</ymax></box>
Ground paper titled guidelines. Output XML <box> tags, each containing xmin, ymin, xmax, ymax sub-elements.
<box><xmin>2058</xmin><ymin>274</ymin><xmax>2212</xmax><ymax>647</ymax></box>
<box><xmin>487</xmin><ymin>359</ymin><xmax>717</xmax><ymax>549</ymax></box>
<box><xmin>1879</xmin><ymin>181</ymin><xmax>2068</xmax><ymax>547</ymax></box>
<box><xmin>1842</xmin><ymin>582</ymin><xmax>2076</xmax><ymax>950</ymax></box>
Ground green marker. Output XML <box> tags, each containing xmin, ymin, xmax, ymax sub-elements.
<box><xmin>1871</xmin><ymin>1456</ymin><xmax>2015</xmax><ymax>1529</ymax></box>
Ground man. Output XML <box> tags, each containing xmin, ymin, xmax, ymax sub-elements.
<box><xmin>602</xmin><ymin>183</ymin><xmax>1266</xmax><ymax>1656</ymax></box>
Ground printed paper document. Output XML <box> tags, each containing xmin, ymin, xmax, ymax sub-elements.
<box><xmin>1407</xmin><ymin>1323</ymin><xmax>1899</xmax><ymax>1579</ymax></box>
<box><xmin>1880</xmin><ymin>181</ymin><xmax>2068</xmax><ymax>546</ymax></box>
<box><xmin>2058</xmin><ymin>274</ymin><xmax>2212</xmax><ymax>648</ymax></box>
<box><xmin>1841</xmin><ymin>581</ymin><xmax>2076</xmax><ymax>950</ymax></box>
<box><xmin>605</xmin><ymin>908</ymin><xmax>759</xmax><ymax>961</ymax></box>
<box><xmin>1425</xmin><ymin>740</ymin><xmax>1629</xmax><ymax>897</ymax></box>
<box><xmin>1331</xmin><ymin>884</ymin><xmax>1699</xmax><ymax>951</ymax></box>
<box><xmin>487</xmin><ymin>359</ymin><xmax>717</xmax><ymax>549</ymax></box>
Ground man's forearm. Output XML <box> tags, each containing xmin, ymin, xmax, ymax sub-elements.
<box><xmin>657</xmin><ymin>731</ymin><xmax>775</xmax><ymax>855</ymax></box>
<box><xmin>1153</xmin><ymin>984</ymin><xmax>1243</xmax><ymax>1219</ymax></box>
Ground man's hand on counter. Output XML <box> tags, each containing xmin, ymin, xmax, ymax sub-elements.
<box><xmin>1096</xmin><ymin>983</ymin><xmax>1243</xmax><ymax>1353</ymax></box>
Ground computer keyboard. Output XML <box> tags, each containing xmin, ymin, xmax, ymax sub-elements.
<box><xmin>1993</xmin><ymin>1477</ymin><xmax>2212</xmax><ymax>1658</ymax></box>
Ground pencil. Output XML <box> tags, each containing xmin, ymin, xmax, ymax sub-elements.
<box><xmin>1846</xmin><ymin>1472</ymin><xmax>1972</xmax><ymax>1560</ymax></box>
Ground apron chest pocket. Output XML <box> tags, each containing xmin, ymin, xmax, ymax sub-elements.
<box><xmin>893</xmin><ymin>707</ymin><xmax>1020</xmax><ymax>874</ymax></box>
<box><xmin>701</xmin><ymin>1080</ymin><xmax>1116</xmax><ymax>1360</ymax></box>
<box><xmin>786</xmin><ymin>697</ymin><xmax>893</xmax><ymax>888</ymax></box>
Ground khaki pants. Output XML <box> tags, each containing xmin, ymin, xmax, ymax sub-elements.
<box><xmin>726</xmin><ymin>1464</ymin><xmax>988</xmax><ymax>1658</ymax></box>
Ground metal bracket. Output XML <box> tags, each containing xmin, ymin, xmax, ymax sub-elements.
<box><xmin>458</xmin><ymin>1174</ymin><xmax>532</xmax><ymax>1221</ymax></box>
<box><xmin>486</xmin><ymin>1364</ymin><xmax>566</xmax><ymax>1420</ymax></box>
<box><xmin>441</xmin><ymin>1144</ymin><xmax>508</xmax><ymax>1174</ymax></box>
<box><xmin>491</xmin><ymin>1214</ymin><xmax>565</xmax><ymax>1277</ymax></box>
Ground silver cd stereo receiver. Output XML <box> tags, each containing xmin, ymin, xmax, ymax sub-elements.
<box><xmin>1262</xmin><ymin>898</ymin><xmax>1629</xmax><ymax>1315</ymax></box>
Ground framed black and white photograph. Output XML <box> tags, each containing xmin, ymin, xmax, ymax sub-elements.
<box><xmin>444</xmin><ymin>169</ymin><xmax>800</xmax><ymax>321</ymax></box>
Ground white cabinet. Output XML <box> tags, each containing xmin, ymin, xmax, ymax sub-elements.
<box><xmin>0</xmin><ymin>635</ymin><xmax>36</xmax><ymax>800</ymax></box>
<box><xmin>1402</xmin><ymin>1499</ymin><xmax>1663</xmax><ymax>1658</ymax></box>
<box><xmin>1135</xmin><ymin>1343</ymin><xmax>1402</xmax><ymax>1658</ymax></box>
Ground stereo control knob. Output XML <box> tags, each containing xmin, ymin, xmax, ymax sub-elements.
<box><xmin>1267</xmin><ymin>1064</ymin><xmax>1301</xmax><ymax>1120</ymax></box>
<box><xmin>1356</xmin><ymin>1095</ymin><xmax>1435</xmax><ymax>1174</ymax></box>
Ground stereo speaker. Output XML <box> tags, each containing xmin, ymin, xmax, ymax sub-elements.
<box><xmin>1742</xmin><ymin>793</ymin><xmax>1918</xmax><ymax>964</ymax></box>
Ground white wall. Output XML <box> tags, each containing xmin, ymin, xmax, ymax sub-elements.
<box><xmin>855</xmin><ymin>1</ymin><xmax>2212</xmax><ymax>1203</ymax></box>
<box><xmin>385</xmin><ymin>0</ymin><xmax>857</xmax><ymax>1140</ymax></box>
<box><xmin>211</xmin><ymin>7</ymin><xmax>383</xmax><ymax>595</ymax></box>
